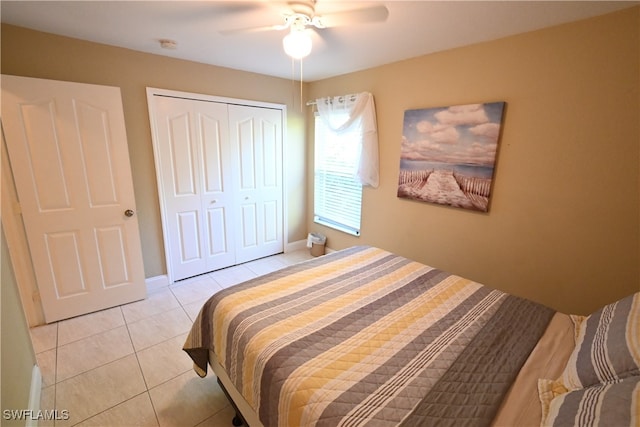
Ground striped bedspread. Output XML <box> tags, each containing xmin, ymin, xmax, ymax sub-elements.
<box><xmin>184</xmin><ymin>246</ymin><xmax>555</xmax><ymax>426</ymax></box>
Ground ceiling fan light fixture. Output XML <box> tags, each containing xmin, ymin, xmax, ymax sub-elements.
<box><xmin>283</xmin><ymin>28</ymin><xmax>312</xmax><ymax>59</ymax></box>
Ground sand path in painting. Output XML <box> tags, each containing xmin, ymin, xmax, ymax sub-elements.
<box><xmin>400</xmin><ymin>169</ymin><xmax>476</xmax><ymax>209</ymax></box>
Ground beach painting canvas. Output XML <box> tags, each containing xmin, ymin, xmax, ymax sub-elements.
<box><xmin>397</xmin><ymin>102</ymin><xmax>505</xmax><ymax>212</ymax></box>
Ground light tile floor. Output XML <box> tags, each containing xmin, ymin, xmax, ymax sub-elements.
<box><xmin>30</xmin><ymin>250</ymin><xmax>314</xmax><ymax>427</ymax></box>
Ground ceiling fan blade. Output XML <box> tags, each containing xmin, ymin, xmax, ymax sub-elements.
<box><xmin>217</xmin><ymin>1</ymin><xmax>294</xmax><ymax>36</ymax></box>
<box><xmin>219</xmin><ymin>22</ymin><xmax>289</xmax><ymax>36</ymax></box>
<box><xmin>316</xmin><ymin>5</ymin><xmax>389</xmax><ymax>28</ymax></box>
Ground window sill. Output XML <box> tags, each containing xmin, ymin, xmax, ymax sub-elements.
<box><xmin>314</xmin><ymin>216</ymin><xmax>360</xmax><ymax>237</ymax></box>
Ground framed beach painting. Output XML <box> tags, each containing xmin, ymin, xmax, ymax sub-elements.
<box><xmin>397</xmin><ymin>102</ymin><xmax>505</xmax><ymax>212</ymax></box>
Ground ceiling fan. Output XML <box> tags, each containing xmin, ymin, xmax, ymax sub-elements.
<box><xmin>220</xmin><ymin>1</ymin><xmax>389</xmax><ymax>59</ymax></box>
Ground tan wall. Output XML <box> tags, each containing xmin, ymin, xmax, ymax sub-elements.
<box><xmin>307</xmin><ymin>7</ymin><xmax>640</xmax><ymax>315</ymax></box>
<box><xmin>1</xmin><ymin>24</ymin><xmax>309</xmax><ymax>278</ymax></box>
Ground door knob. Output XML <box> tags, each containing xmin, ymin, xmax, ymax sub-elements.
<box><xmin>124</xmin><ymin>209</ymin><xmax>135</xmax><ymax>217</ymax></box>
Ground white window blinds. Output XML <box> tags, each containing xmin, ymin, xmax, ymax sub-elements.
<box><xmin>314</xmin><ymin>114</ymin><xmax>362</xmax><ymax>236</ymax></box>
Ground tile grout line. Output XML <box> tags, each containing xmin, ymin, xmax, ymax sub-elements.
<box><xmin>33</xmin><ymin>250</ymin><xmax>313</xmax><ymax>426</ymax></box>
<box><xmin>52</xmin><ymin>322</ymin><xmax>59</xmax><ymax>427</ymax></box>
<box><xmin>57</xmin><ymin>307</ymin><xmax>128</xmax><ymax>426</ymax></box>
<box><xmin>54</xmin><ymin>306</ymin><xmax>159</xmax><ymax>426</ymax></box>
<box><xmin>121</xmin><ymin>304</ymin><xmax>162</xmax><ymax>427</ymax></box>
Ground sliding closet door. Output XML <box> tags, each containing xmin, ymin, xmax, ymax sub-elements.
<box><xmin>151</xmin><ymin>96</ymin><xmax>236</xmax><ymax>281</ymax></box>
<box><xmin>229</xmin><ymin>105</ymin><xmax>284</xmax><ymax>263</ymax></box>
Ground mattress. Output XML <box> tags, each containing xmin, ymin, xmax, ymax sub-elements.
<box><xmin>184</xmin><ymin>246</ymin><xmax>558</xmax><ymax>426</ymax></box>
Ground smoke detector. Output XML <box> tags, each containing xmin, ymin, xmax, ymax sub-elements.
<box><xmin>159</xmin><ymin>39</ymin><xmax>177</xmax><ymax>50</ymax></box>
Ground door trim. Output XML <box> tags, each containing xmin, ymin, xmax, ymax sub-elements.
<box><xmin>1</xmin><ymin>124</ymin><xmax>45</xmax><ymax>326</ymax></box>
<box><xmin>146</xmin><ymin>87</ymin><xmax>288</xmax><ymax>283</ymax></box>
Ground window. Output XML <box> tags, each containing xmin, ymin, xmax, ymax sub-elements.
<box><xmin>314</xmin><ymin>114</ymin><xmax>362</xmax><ymax>236</ymax></box>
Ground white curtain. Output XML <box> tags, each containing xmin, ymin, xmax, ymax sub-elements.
<box><xmin>315</xmin><ymin>92</ymin><xmax>379</xmax><ymax>188</ymax></box>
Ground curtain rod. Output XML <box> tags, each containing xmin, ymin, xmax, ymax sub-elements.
<box><xmin>306</xmin><ymin>93</ymin><xmax>360</xmax><ymax>107</ymax></box>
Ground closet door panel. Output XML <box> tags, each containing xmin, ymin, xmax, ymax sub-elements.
<box><xmin>201</xmin><ymin>114</ymin><xmax>225</xmax><ymax>193</ymax></box>
<box><xmin>230</xmin><ymin>105</ymin><xmax>283</xmax><ymax>263</ymax></box>
<box><xmin>168</xmin><ymin>113</ymin><xmax>197</xmax><ymax>196</ymax></box>
<box><xmin>151</xmin><ymin>96</ymin><xmax>235</xmax><ymax>281</ymax></box>
<box><xmin>263</xmin><ymin>200</ymin><xmax>279</xmax><ymax>243</ymax></box>
<box><xmin>236</xmin><ymin>118</ymin><xmax>257</xmax><ymax>190</ymax></box>
<box><xmin>197</xmin><ymin>106</ymin><xmax>236</xmax><ymax>272</ymax></box>
<box><xmin>154</xmin><ymin>97</ymin><xmax>205</xmax><ymax>280</ymax></box>
<box><xmin>177</xmin><ymin>210</ymin><xmax>202</xmax><ymax>262</ymax></box>
<box><xmin>261</xmin><ymin>119</ymin><xmax>279</xmax><ymax>188</ymax></box>
<box><xmin>240</xmin><ymin>204</ymin><xmax>258</xmax><ymax>248</ymax></box>
<box><xmin>207</xmin><ymin>207</ymin><xmax>229</xmax><ymax>256</ymax></box>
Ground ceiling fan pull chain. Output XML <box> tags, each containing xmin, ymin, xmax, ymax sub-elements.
<box><xmin>291</xmin><ymin>56</ymin><xmax>296</xmax><ymax>109</ymax></box>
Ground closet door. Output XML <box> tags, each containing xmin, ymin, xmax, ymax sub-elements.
<box><xmin>229</xmin><ymin>105</ymin><xmax>284</xmax><ymax>263</ymax></box>
<box><xmin>151</xmin><ymin>96</ymin><xmax>236</xmax><ymax>281</ymax></box>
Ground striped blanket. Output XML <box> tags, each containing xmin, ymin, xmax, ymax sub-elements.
<box><xmin>184</xmin><ymin>246</ymin><xmax>554</xmax><ymax>426</ymax></box>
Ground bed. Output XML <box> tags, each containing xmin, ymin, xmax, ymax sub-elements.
<box><xmin>184</xmin><ymin>246</ymin><xmax>640</xmax><ymax>427</ymax></box>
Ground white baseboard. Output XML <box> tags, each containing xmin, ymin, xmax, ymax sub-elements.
<box><xmin>26</xmin><ymin>365</ymin><xmax>42</xmax><ymax>427</ymax></box>
<box><xmin>145</xmin><ymin>275</ymin><xmax>170</xmax><ymax>293</ymax></box>
<box><xmin>286</xmin><ymin>239</ymin><xmax>334</xmax><ymax>254</ymax></box>
<box><xmin>145</xmin><ymin>242</ymin><xmax>323</xmax><ymax>291</ymax></box>
<box><xmin>285</xmin><ymin>239</ymin><xmax>308</xmax><ymax>252</ymax></box>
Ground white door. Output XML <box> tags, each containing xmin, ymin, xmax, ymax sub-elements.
<box><xmin>150</xmin><ymin>95</ymin><xmax>236</xmax><ymax>281</ymax></box>
<box><xmin>229</xmin><ymin>105</ymin><xmax>284</xmax><ymax>264</ymax></box>
<box><xmin>1</xmin><ymin>75</ymin><xmax>146</xmax><ymax>323</ymax></box>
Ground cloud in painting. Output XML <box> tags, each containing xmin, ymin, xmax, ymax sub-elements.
<box><xmin>401</xmin><ymin>102</ymin><xmax>504</xmax><ymax>165</ymax></box>
<box><xmin>431</xmin><ymin>126</ymin><xmax>459</xmax><ymax>144</ymax></box>
<box><xmin>415</xmin><ymin>120</ymin><xmax>459</xmax><ymax>145</ymax></box>
<box><xmin>470</xmin><ymin>122</ymin><xmax>501</xmax><ymax>139</ymax></box>
<box><xmin>462</xmin><ymin>141</ymin><xmax>498</xmax><ymax>165</ymax></box>
<box><xmin>416</xmin><ymin>120</ymin><xmax>433</xmax><ymax>133</ymax></box>
<box><xmin>400</xmin><ymin>135</ymin><xmax>443</xmax><ymax>160</ymax></box>
<box><xmin>435</xmin><ymin>104</ymin><xmax>489</xmax><ymax>126</ymax></box>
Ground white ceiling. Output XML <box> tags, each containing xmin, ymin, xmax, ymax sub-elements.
<box><xmin>2</xmin><ymin>1</ymin><xmax>637</xmax><ymax>82</ymax></box>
